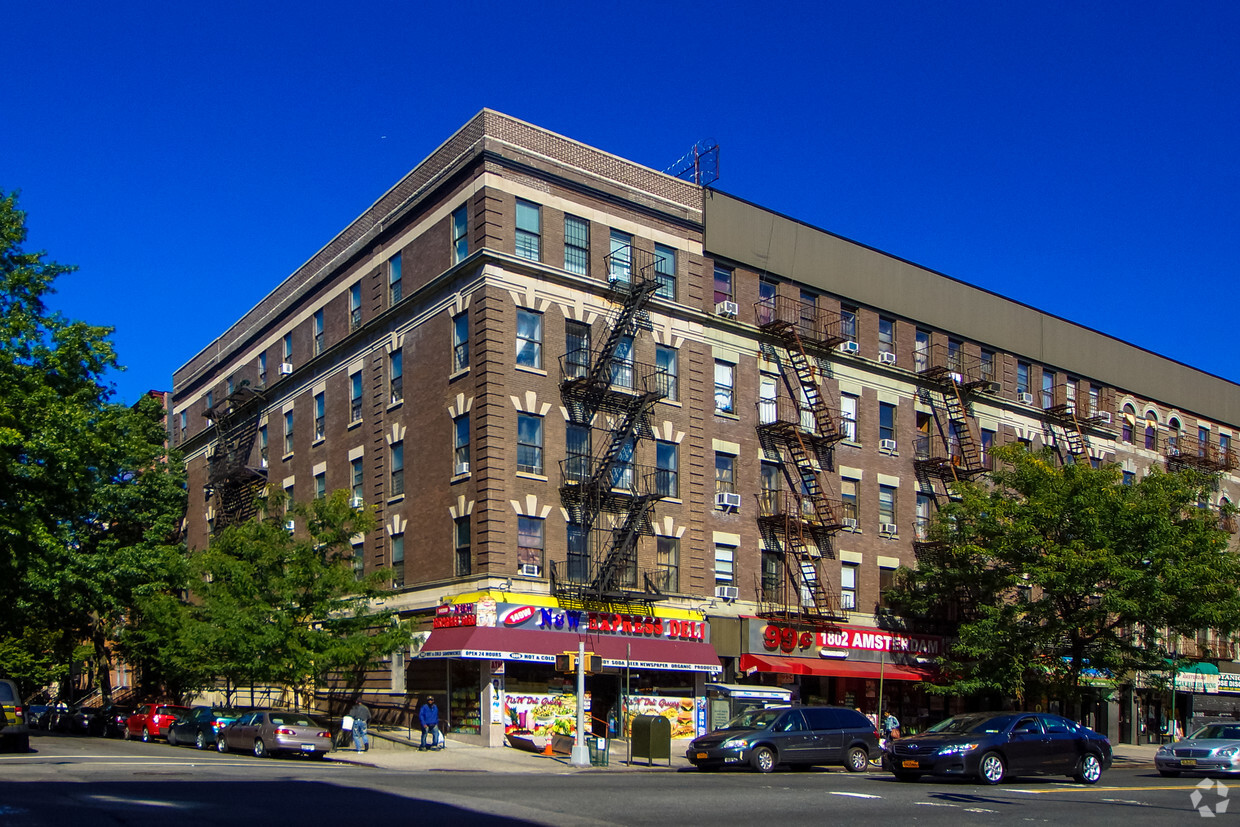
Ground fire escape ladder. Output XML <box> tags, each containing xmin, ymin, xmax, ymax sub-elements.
<box><xmin>204</xmin><ymin>385</ymin><xmax>267</xmax><ymax>529</ymax></box>
<box><xmin>780</xmin><ymin>328</ymin><xmax>841</xmax><ymax>442</ymax></box>
<box><xmin>941</xmin><ymin>378</ymin><xmax>983</xmax><ymax>474</ymax></box>
<box><xmin>583</xmin><ymin>278</ymin><xmax>659</xmax><ymax>393</ymax></box>
<box><xmin>592</xmin><ymin>495</ymin><xmax>658</xmax><ymax>595</ymax></box>
<box><xmin>1062</xmin><ymin>411</ymin><xmax>1088</xmax><ymax>457</ymax></box>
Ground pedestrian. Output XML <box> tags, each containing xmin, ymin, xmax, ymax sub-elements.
<box><xmin>882</xmin><ymin>709</ymin><xmax>901</xmax><ymax>740</ymax></box>
<box><xmin>349</xmin><ymin>701</ymin><xmax>371</xmax><ymax>753</ymax></box>
<box><xmin>419</xmin><ymin>695</ymin><xmax>439</xmax><ymax>751</ymax></box>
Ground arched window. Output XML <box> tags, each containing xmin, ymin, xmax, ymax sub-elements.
<box><xmin>1122</xmin><ymin>404</ymin><xmax>1136</xmax><ymax>444</ymax></box>
<box><xmin>1168</xmin><ymin>418</ymin><xmax>1181</xmax><ymax>455</ymax></box>
<box><xmin>1144</xmin><ymin>411</ymin><xmax>1158</xmax><ymax>450</ymax></box>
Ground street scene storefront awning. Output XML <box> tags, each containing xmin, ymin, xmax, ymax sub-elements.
<box><xmin>419</xmin><ymin>623</ymin><xmax>722</xmax><ymax>673</ymax></box>
<box><xmin>739</xmin><ymin>653</ymin><xmax>933</xmax><ymax>682</ymax></box>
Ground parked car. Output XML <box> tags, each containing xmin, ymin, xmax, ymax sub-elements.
<box><xmin>124</xmin><ymin>703</ymin><xmax>191</xmax><ymax>742</ymax></box>
<box><xmin>1155</xmin><ymin>723</ymin><xmax>1240</xmax><ymax>777</ymax></box>
<box><xmin>167</xmin><ymin>707</ymin><xmax>245</xmax><ymax>750</ymax></box>
<box><xmin>27</xmin><ymin>705</ymin><xmax>51</xmax><ymax>731</ymax></box>
<box><xmin>885</xmin><ymin>711</ymin><xmax>1111</xmax><ymax>784</ymax></box>
<box><xmin>216</xmin><ymin>709</ymin><xmax>333</xmax><ymax>758</ymax></box>
<box><xmin>686</xmin><ymin>705</ymin><xmax>879</xmax><ymax>773</ymax></box>
<box><xmin>88</xmin><ymin>704</ymin><xmax>134</xmax><ymax>738</ymax></box>
<box><xmin>0</xmin><ymin>679</ymin><xmax>30</xmax><ymax>752</ymax></box>
<box><xmin>48</xmin><ymin>703</ymin><xmax>84</xmax><ymax>734</ymax></box>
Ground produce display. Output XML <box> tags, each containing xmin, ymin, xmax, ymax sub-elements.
<box><xmin>449</xmin><ymin>688</ymin><xmax>481</xmax><ymax>734</ymax></box>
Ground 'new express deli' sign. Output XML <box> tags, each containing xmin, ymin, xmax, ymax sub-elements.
<box><xmin>436</xmin><ymin>598</ymin><xmax>709</xmax><ymax>643</ymax></box>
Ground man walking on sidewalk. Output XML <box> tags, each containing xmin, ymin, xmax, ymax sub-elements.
<box><xmin>349</xmin><ymin>701</ymin><xmax>371</xmax><ymax>753</ymax></box>
<box><xmin>419</xmin><ymin>696</ymin><xmax>439</xmax><ymax>751</ymax></box>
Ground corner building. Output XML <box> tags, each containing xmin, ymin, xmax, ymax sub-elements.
<box><xmin>173</xmin><ymin>110</ymin><xmax>1240</xmax><ymax>746</ymax></box>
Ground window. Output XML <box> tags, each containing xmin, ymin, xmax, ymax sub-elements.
<box><xmin>565</xmin><ymin>320</ymin><xmax>590</xmax><ymax>380</ymax></box>
<box><xmin>838</xmin><ymin>476</ymin><xmax>858</xmax><ymax>520</ymax></box>
<box><xmin>879</xmin><ymin>485</ymin><xmax>896</xmax><ymax>529</ymax></box>
<box><xmin>1089</xmin><ymin>387</ymin><xmax>1102</xmax><ymax>418</ymax></box>
<box><xmin>227</xmin><ymin>376</ymin><xmax>234</xmax><ymax>396</ymax></box>
<box><xmin>609</xmin><ymin>230</ymin><xmax>632</xmax><ymax>283</ymax></box>
<box><xmin>760</xmin><ymin>462</ymin><xmax>782</xmax><ymax>514</ymax></box>
<box><xmin>1122</xmin><ymin>404</ymin><xmax>1136</xmax><ymax>443</ymax></box>
<box><xmin>566</xmin><ymin>522</ymin><xmax>589</xmax><ymax>583</ymax></box>
<box><xmin>351</xmin><ymin>458</ymin><xmax>363</xmax><ymax>503</ymax></box>
<box><xmin>516</xmin><ymin>309</ymin><xmax>542</xmax><ymax>369</ymax></box>
<box><xmin>259</xmin><ymin>352</ymin><xmax>267</xmax><ymax>385</ymax></box>
<box><xmin>840</xmin><ymin>304</ymin><xmax>858</xmax><ymax>342</ymax></box>
<box><xmin>564</xmin><ymin>214</ymin><xmax>589</xmax><ymax>276</ymax></box>
<box><xmin>976</xmin><ymin>349</ymin><xmax>993</xmax><ymax>384</ymax></box>
<box><xmin>981</xmin><ymin>428</ymin><xmax>996</xmax><ymax>469</ymax></box>
<box><xmin>758</xmin><ymin>280</ymin><xmax>777</xmax><ymax>325</ymax></box>
<box><xmin>517</xmin><ymin>414</ymin><xmax>543</xmax><ymax>475</ymax></box>
<box><xmin>388</xmin><ymin>253</ymin><xmax>402</xmax><ymax>305</ymax></box>
<box><xmin>1222</xmin><ymin>433</ymin><xmax>1232</xmax><ymax>461</ymax></box>
<box><xmin>390</xmin><ymin>442</ymin><xmax>404</xmax><ymax>497</ymax></box>
<box><xmin>452</xmin><ymin>204</ymin><xmax>468</xmax><ymax>264</ymax></box>
<box><xmin>454</xmin><ymin>414</ymin><xmax>470</xmax><ymax>475</ymax></box>
<box><xmin>283</xmin><ymin>333</ymin><xmax>292</xmax><ymax>362</ymax></box>
<box><xmin>517</xmin><ymin>516</ymin><xmax>543</xmax><ymax>572</ymax></box>
<box><xmin>259</xmin><ymin>425</ymin><xmax>268</xmax><ymax>467</ymax></box>
<box><xmin>180</xmin><ymin>410</ymin><xmax>188</xmax><ymax>433</ymax></box>
<box><xmin>914</xmin><ymin>329</ymin><xmax>930</xmax><ymax>373</ymax></box>
<box><xmin>1199</xmin><ymin>426</ymin><xmax>1211</xmax><ymax>458</ymax></box>
<box><xmin>392</xmin><ymin>535</ymin><xmax>405</xmax><ymax>587</ymax></box>
<box><xmin>350</xmin><ymin>373</ymin><xmax>363</xmax><ymax>423</ymax></box>
<box><xmin>1145</xmin><ymin>413</ymin><xmax>1158</xmax><ymax>450</ymax></box>
<box><xmin>656</xmin><ymin>441</ymin><xmax>679</xmax><ymax>498</ymax></box>
<box><xmin>1121</xmin><ymin>470</ymin><xmax>1134</xmax><ymax>486</ymax></box>
<box><xmin>314</xmin><ymin>392</ymin><xmax>325</xmax><ymax>441</ymax></box>
<box><xmin>389</xmin><ymin>349</ymin><xmax>403</xmax><ymax>404</ymax></box>
<box><xmin>714</xmin><ymin>544</ymin><xmax>735</xmax><ymax>584</ymax></box>
<box><xmin>761</xmin><ymin>551</ymin><xmax>780</xmax><ymax>600</ymax></box>
<box><xmin>283</xmin><ymin>484</ymin><xmax>294</xmax><ymax>516</ymax></box>
<box><xmin>610</xmin><ymin>335</ymin><xmax>634</xmax><ymax>389</ymax></box>
<box><xmin>879</xmin><ymin>402</ymin><xmax>896</xmax><ymax>445</ymax></box>
<box><xmin>714</xmin><ymin>361</ymin><xmax>734</xmax><ymax>414</ymax></box>
<box><xmin>314</xmin><ymin>309</ymin><xmax>324</xmax><ymax>355</ymax></box>
<box><xmin>915</xmin><ymin>492</ymin><xmax>932</xmax><ymax>540</ymax></box>
<box><xmin>758</xmin><ymin>375</ymin><xmax>777</xmax><ymax>425</ymax></box>
<box><xmin>878</xmin><ymin>317</ymin><xmax>895</xmax><ymax>357</ymax></box>
<box><xmin>452</xmin><ymin>312</ymin><xmax>469</xmax><ymax>372</ymax></box>
<box><xmin>841</xmin><ymin>563</ymin><xmax>857</xmax><ymax>610</ymax></box>
<box><xmin>349</xmin><ymin>283</ymin><xmax>362</xmax><ymax>331</ymax></box>
<box><xmin>1042</xmin><ymin>369</ymin><xmax>1056</xmax><ymax>410</ymax></box>
<box><xmin>206</xmin><ymin>390</ymin><xmax>213</xmax><ymax>410</ymax></box>
<box><xmin>611</xmin><ymin>437</ymin><xmax>635</xmax><ymax>490</ymax></box>
<box><xmin>1017</xmin><ymin>361</ymin><xmax>1030</xmax><ymax>396</ymax></box>
<box><xmin>1064</xmin><ymin>377</ymin><xmax>1077</xmax><ymax>412</ymax></box>
<box><xmin>353</xmin><ymin>541</ymin><xmax>365</xmax><ymax>581</ymax></box>
<box><xmin>515</xmin><ymin>199</ymin><xmax>541</xmax><ymax>261</ymax></box>
<box><xmin>657</xmin><ymin>536</ymin><xmax>680</xmax><ymax>592</ymax></box>
<box><xmin>314</xmin><ymin>471</ymin><xmax>326</xmax><ymax>500</ymax></box>
<box><xmin>655</xmin><ymin>345</ymin><xmax>678</xmax><ymax>401</ymax></box>
<box><xmin>654</xmin><ymin>243</ymin><xmax>676</xmax><ymax>300</ymax></box>
<box><xmin>713</xmin><ymin>265</ymin><xmax>733</xmax><ymax>304</ymax></box>
<box><xmin>715</xmin><ymin>453</ymin><xmax>736</xmax><ymax>495</ymax></box>
<box><xmin>283</xmin><ymin>410</ymin><xmax>294</xmax><ymax>455</ymax></box>
<box><xmin>946</xmin><ymin>338</ymin><xmax>963</xmax><ymax>373</ymax></box>
<box><xmin>1168</xmin><ymin>417</ymin><xmax>1181</xmax><ymax>454</ymax></box>
<box><xmin>565</xmin><ymin>423</ymin><xmax>590</xmax><ymax>482</ymax></box>
<box><xmin>878</xmin><ymin>566</ymin><xmax>896</xmax><ymax>609</ymax></box>
<box><xmin>840</xmin><ymin>393</ymin><xmax>858</xmax><ymax>441</ymax></box>
<box><xmin>454</xmin><ymin>517</ymin><xmax>471</xmax><ymax>576</ymax></box>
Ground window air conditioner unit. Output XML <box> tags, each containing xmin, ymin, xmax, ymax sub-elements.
<box><xmin>838</xmin><ymin>341</ymin><xmax>859</xmax><ymax>354</ymax></box>
<box><xmin>714</xmin><ymin>301</ymin><xmax>739</xmax><ymax>318</ymax></box>
<box><xmin>948</xmin><ymin>372</ymin><xmax>963</xmax><ymax>384</ymax></box>
<box><xmin>715</xmin><ymin>492</ymin><xmax>742</xmax><ymax>509</ymax></box>
<box><xmin>842</xmin><ymin>517</ymin><xmax>859</xmax><ymax>530</ymax></box>
<box><xmin>880</xmin><ymin>522</ymin><xmax>899</xmax><ymax>536</ymax></box>
<box><xmin>350</xmin><ymin>496</ymin><xmax>363</xmax><ymax>508</ymax></box>
<box><xmin>879</xmin><ymin>438</ymin><xmax>898</xmax><ymax>452</ymax></box>
<box><xmin>1095</xmin><ymin>411</ymin><xmax>1112</xmax><ymax>424</ymax></box>
<box><xmin>279</xmin><ymin>363</ymin><xmax>293</xmax><ymax>376</ymax></box>
<box><xmin>518</xmin><ymin>564</ymin><xmax>541</xmax><ymax>577</ymax></box>
<box><xmin>715</xmin><ymin>585</ymin><xmax>740</xmax><ymax>601</ymax></box>
<box><xmin>878</xmin><ymin>351</ymin><xmax>897</xmax><ymax>365</ymax></box>
<box><xmin>284</xmin><ymin>519</ymin><xmax>295</xmax><ymax>532</ymax></box>
<box><xmin>982</xmin><ymin>381</ymin><xmax>1002</xmax><ymax>394</ymax></box>
<box><xmin>1018</xmin><ymin>392</ymin><xmax>1034</xmax><ymax>405</ymax></box>
<box><xmin>455</xmin><ymin>462</ymin><xmax>470</xmax><ymax>475</ymax></box>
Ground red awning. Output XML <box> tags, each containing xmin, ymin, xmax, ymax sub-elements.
<box><xmin>420</xmin><ymin>625</ymin><xmax>722</xmax><ymax>673</ymax></box>
<box><xmin>739</xmin><ymin>653</ymin><xmax>933</xmax><ymax>682</ymax></box>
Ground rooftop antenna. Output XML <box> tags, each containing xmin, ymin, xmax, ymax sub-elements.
<box><xmin>664</xmin><ymin>139</ymin><xmax>720</xmax><ymax>187</ymax></box>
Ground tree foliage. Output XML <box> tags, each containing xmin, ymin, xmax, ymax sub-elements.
<box><xmin>889</xmin><ymin>444</ymin><xmax>1240</xmax><ymax>705</ymax></box>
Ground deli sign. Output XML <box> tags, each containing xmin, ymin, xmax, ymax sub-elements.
<box><xmin>498</xmin><ymin>604</ymin><xmax>707</xmax><ymax>642</ymax></box>
<box><xmin>760</xmin><ymin>622</ymin><xmax>941</xmax><ymax>657</ymax></box>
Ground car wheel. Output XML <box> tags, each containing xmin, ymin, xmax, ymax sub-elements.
<box><xmin>141</xmin><ymin>727</ymin><xmax>152</xmax><ymax>743</ymax></box>
<box><xmin>845</xmin><ymin>746</ymin><xmax>868</xmax><ymax>772</ymax></box>
<box><xmin>195</xmin><ymin>731</ymin><xmax>207</xmax><ymax>750</ymax></box>
<box><xmin>978</xmin><ymin>751</ymin><xmax>1006</xmax><ymax>785</ymax></box>
<box><xmin>1159</xmin><ymin>769</ymin><xmax>1181</xmax><ymax>778</ymax></box>
<box><xmin>893</xmin><ymin>771</ymin><xmax>922</xmax><ymax>782</ymax></box>
<box><xmin>1074</xmin><ymin>752</ymin><xmax>1103</xmax><ymax>784</ymax></box>
<box><xmin>216</xmin><ymin>737</ymin><xmax>228</xmax><ymax>753</ymax></box>
<box><xmin>253</xmin><ymin>738</ymin><xmax>267</xmax><ymax>758</ymax></box>
<box><xmin>750</xmin><ymin>745</ymin><xmax>776</xmax><ymax>773</ymax></box>
<box><xmin>167</xmin><ymin>730</ymin><xmax>177</xmax><ymax>747</ymax></box>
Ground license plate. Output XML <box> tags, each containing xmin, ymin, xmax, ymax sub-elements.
<box><xmin>301</xmin><ymin>744</ymin><xmax>316</xmax><ymax>752</ymax></box>
<box><xmin>696</xmin><ymin>752</ymin><xmax>708</xmax><ymax>759</ymax></box>
<box><xmin>1181</xmin><ymin>758</ymin><xmax>1197</xmax><ymax>766</ymax></box>
<box><xmin>902</xmin><ymin>759</ymin><xmax>920</xmax><ymax>768</ymax></box>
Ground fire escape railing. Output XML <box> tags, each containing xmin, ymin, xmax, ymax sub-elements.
<box><xmin>203</xmin><ymin>384</ymin><xmax>268</xmax><ymax>529</ymax></box>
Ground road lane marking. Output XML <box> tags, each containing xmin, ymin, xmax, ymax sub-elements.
<box><xmin>1001</xmin><ymin>785</ymin><xmax>1197</xmax><ymax>794</ymax></box>
<box><xmin>914</xmin><ymin>802</ymin><xmax>958</xmax><ymax>807</ymax></box>
<box><xmin>829</xmin><ymin>792</ymin><xmax>882</xmax><ymax>799</ymax></box>
<box><xmin>86</xmin><ymin>795</ymin><xmax>194</xmax><ymax>809</ymax></box>
<box><xmin>1100</xmin><ymin>799</ymin><xmax>1148</xmax><ymax>805</ymax></box>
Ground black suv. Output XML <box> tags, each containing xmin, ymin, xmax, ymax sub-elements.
<box><xmin>687</xmin><ymin>706</ymin><xmax>879</xmax><ymax>773</ymax></box>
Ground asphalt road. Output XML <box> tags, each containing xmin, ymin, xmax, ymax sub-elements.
<box><xmin>0</xmin><ymin>732</ymin><xmax>1219</xmax><ymax>825</ymax></box>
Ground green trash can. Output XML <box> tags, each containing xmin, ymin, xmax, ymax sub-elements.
<box><xmin>630</xmin><ymin>714</ymin><xmax>671</xmax><ymax>766</ymax></box>
<box><xmin>587</xmin><ymin>734</ymin><xmax>609</xmax><ymax>766</ymax></box>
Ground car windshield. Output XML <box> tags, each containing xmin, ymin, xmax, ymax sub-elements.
<box><xmin>269</xmin><ymin>714</ymin><xmax>317</xmax><ymax>727</ymax></box>
<box><xmin>720</xmin><ymin>708</ymin><xmax>784</xmax><ymax>731</ymax></box>
<box><xmin>1191</xmin><ymin>725</ymin><xmax>1240</xmax><ymax>740</ymax></box>
<box><xmin>925</xmin><ymin>714</ymin><xmax>1009</xmax><ymax>734</ymax></box>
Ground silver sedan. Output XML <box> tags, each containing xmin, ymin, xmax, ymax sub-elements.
<box><xmin>216</xmin><ymin>709</ymin><xmax>333</xmax><ymax>759</ymax></box>
<box><xmin>1156</xmin><ymin>724</ymin><xmax>1240</xmax><ymax>776</ymax></box>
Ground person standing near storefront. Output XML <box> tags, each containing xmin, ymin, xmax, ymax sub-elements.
<box><xmin>349</xmin><ymin>701</ymin><xmax>371</xmax><ymax>753</ymax></box>
<box><xmin>419</xmin><ymin>696</ymin><xmax>440</xmax><ymax>751</ymax></box>
<box><xmin>882</xmin><ymin>709</ymin><xmax>901</xmax><ymax>740</ymax></box>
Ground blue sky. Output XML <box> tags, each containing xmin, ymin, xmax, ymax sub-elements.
<box><xmin>6</xmin><ymin>2</ymin><xmax>1239</xmax><ymax>405</ymax></box>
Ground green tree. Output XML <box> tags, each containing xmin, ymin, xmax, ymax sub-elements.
<box><xmin>0</xmin><ymin>192</ymin><xmax>188</xmax><ymax>700</ymax></box>
<box><xmin>889</xmin><ymin>444</ymin><xmax>1240</xmax><ymax>707</ymax></box>
<box><xmin>187</xmin><ymin>489</ymin><xmax>409</xmax><ymax>707</ymax></box>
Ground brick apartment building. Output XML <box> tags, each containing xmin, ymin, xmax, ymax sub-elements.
<box><xmin>172</xmin><ymin>110</ymin><xmax>1240</xmax><ymax>744</ymax></box>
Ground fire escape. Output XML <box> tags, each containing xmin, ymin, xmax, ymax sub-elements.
<box><xmin>914</xmin><ymin>343</ymin><xmax>993</xmax><ymax>487</ymax></box>
<box><xmin>1166</xmin><ymin>430</ymin><xmax>1240</xmax><ymax>474</ymax></box>
<box><xmin>1041</xmin><ymin>382</ymin><xmax>1114</xmax><ymax>461</ymax></box>
<box><xmin>555</xmin><ymin>246</ymin><xmax>668</xmax><ymax>606</ymax></box>
<box><xmin>203</xmin><ymin>383</ymin><xmax>268</xmax><ymax>529</ymax></box>
<box><xmin>753</xmin><ymin>295</ymin><xmax>849</xmax><ymax>623</ymax></box>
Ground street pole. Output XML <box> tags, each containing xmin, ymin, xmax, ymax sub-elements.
<box><xmin>1169</xmin><ymin>648</ymin><xmax>1179</xmax><ymax>742</ymax></box>
<box><xmin>570</xmin><ymin>640</ymin><xmax>590</xmax><ymax>766</ymax></box>
<box><xmin>626</xmin><ymin>642</ymin><xmax>632</xmax><ymax>767</ymax></box>
<box><xmin>877</xmin><ymin>649</ymin><xmax>886</xmax><ymax>731</ymax></box>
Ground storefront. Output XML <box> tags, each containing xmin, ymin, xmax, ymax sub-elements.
<box><xmin>735</xmin><ymin>618</ymin><xmax>946</xmax><ymax>733</ymax></box>
<box><xmin>413</xmin><ymin>594</ymin><xmax>721</xmax><ymax>747</ymax></box>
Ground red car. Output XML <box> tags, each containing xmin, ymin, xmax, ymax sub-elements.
<box><xmin>124</xmin><ymin>703</ymin><xmax>191</xmax><ymax>743</ymax></box>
